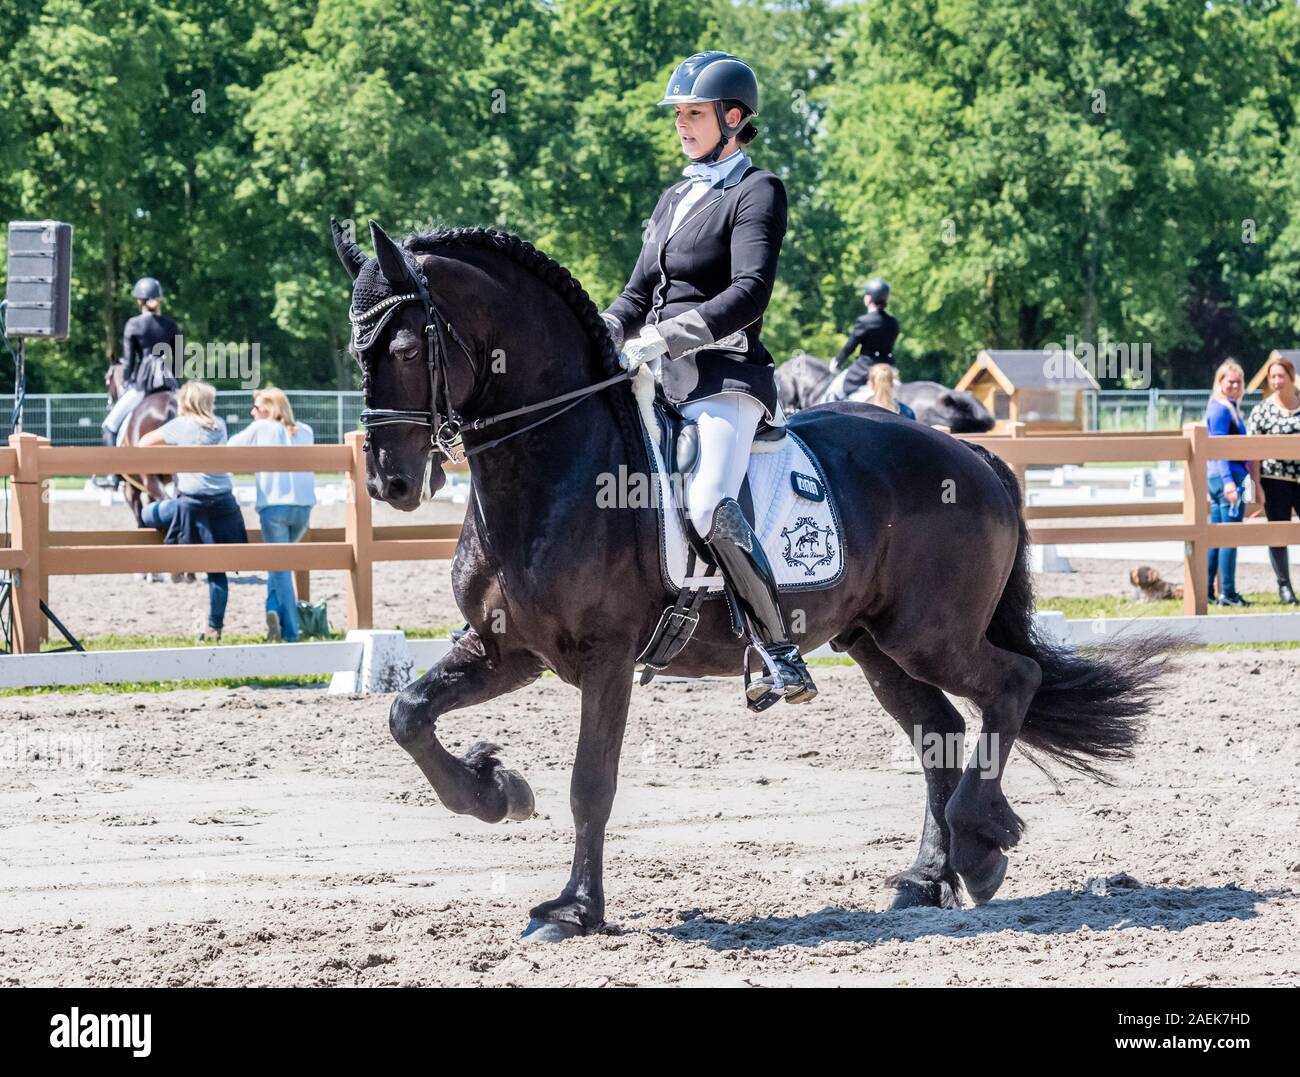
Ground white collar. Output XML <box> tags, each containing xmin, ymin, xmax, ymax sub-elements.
<box><xmin>681</xmin><ymin>150</ymin><xmax>749</xmax><ymax>187</ymax></box>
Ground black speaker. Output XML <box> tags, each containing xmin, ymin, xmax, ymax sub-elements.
<box><xmin>5</xmin><ymin>220</ymin><xmax>73</xmax><ymax>340</ymax></box>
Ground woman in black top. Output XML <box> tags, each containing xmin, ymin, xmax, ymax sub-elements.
<box><xmin>1247</xmin><ymin>355</ymin><xmax>1300</xmax><ymax>604</ymax></box>
<box><xmin>602</xmin><ymin>51</ymin><xmax>815</xmax><ymax>710</ymax></box>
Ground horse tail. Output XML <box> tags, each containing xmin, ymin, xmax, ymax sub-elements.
<box><xmin>966</xmin><ymin>443</ymin><xmax>1178</xmax><ymax>781</ymax></box>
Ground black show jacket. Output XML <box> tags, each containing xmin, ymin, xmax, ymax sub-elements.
<box><xmin>835</xmin><ymin>308</ymin><xmax>900</xmax><ymax>398</ymax></box>
<box><xmin>604</xmin><ymin>162</ymin><xmax>787</xmax><ymax>418</ymax></box>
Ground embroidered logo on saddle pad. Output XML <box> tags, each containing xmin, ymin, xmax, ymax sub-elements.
<box><xmin>781</xmin><ymin>516</ymin><xmax>835</xmax><ymax>576</ymax></box>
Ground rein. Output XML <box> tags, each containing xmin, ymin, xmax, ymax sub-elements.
<box><xmin>354</xmin><ymin>286</ymin><xmax>632</xmax><ymax>460</ymax></box>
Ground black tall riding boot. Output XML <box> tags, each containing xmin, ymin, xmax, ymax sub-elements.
<box><xmin>1268</xmin><ymin>546</ymin><xmax>1297</xmax><ymax>604</ymax></box>
<box><xmin>704</xmin><ymin>497</ymin><xmax>818</xmax><ymax>710</ymax></box>
<box><xmin>91</xmin><ymin>428</ymin><xmax>121</xmax><ymax>489</ymax></box>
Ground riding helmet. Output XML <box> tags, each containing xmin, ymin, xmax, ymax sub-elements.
<box><xmin>864</xmin><ymin>278</ymin><xmax>890</xmax><ymax>306</ymax></box>
<box><xmin>132</xmin><ymin>277</ymin><xmax>163</xmax><ymax>301</ymax></box>
<box><xmin>659</xmin><ymin>51</ymin><xmax>760</xmax><ymax>115</ymax></box>
<box><xmin>659</xmin><ymin>51</ymin><xmax>760</xmax><ymax>164</ymax></box>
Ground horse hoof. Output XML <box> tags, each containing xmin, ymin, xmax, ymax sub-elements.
<box><xmin>520</xmin><ymin>918</ymin><xmax>583</xmax><ymax>944</ymax></box>
<box><xmin>887</xmin><ymin>877</ymin><xmax>943</xmax><ymax>910</ymax></box>
<box><xmin>960</xmin><ymin>850</ymin><xmax>1009</xmax><ymax>905</ymax></box>
<box><xmin>495</xmin><ymin>767</ymin><xmax>535</xmax><ymax>821</ymax></box>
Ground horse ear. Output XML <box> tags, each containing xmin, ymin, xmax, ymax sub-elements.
<box><xmin>330</xmin><ymin>218</ymin><xmax>366</xmax><ymax>280</ymax></box>
<box><xmin>369</xmin><ymin>220</ymin><xmax>414</xmax><ymax>287</ymax></box>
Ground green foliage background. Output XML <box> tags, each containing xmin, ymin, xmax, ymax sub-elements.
<box><xmin>2</xmin><ymin>0</ymin><xmax>1298</xmax><ymax>391</ymax></box>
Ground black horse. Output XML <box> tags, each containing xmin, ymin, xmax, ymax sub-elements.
<box><xmin>776</xmin><ymin>351</ymin><xmax>995</xmax><ymax>432</ymax></box>
<box><xmin>335</xmin><ymin>219</ymin><xmax>1169</xmax><ymax>941</ymax></box>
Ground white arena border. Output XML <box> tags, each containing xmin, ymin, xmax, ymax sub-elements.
<box><xmin>3</xmin><ymin>611</ymin><xmax>1299</xmax><ymax>692</ymax></box>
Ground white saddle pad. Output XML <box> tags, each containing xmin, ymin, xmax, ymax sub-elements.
<box><xmin>631</xmin><ymin>369</ymin><xmax>845</xmax><ymax>595</ymax></box>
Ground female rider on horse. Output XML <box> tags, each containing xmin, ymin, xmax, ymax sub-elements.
<box><xmin>601</xmin><ymin>51</ymin><xmax>817</xmax><ymax>709</ymax></box>
<box><xmin>94</xmin><ymin>277</ymin><xmax>181</xmax><ymax>488</ymax></box>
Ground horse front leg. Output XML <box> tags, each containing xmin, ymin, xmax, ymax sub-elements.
<box><xmin>389</xmin><ymin>630</ymin><xmax>544</xmax><ymax>824</ymax></box>
<box><xmin>523</xmin><ymin>655</ymin><xmax>634</xmax><ymax>942</ymax></box>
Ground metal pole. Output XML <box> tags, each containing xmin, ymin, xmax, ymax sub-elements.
<box><xmin>336</xmin><ymin>392</ymin><xmax>344</xmax><ymax>444</ymax></box>
<box><xmin>10</xmin><ymin>339</ymin><xmax>25</xmax><ymax>433</ymax></box>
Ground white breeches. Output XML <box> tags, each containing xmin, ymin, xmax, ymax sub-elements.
<box><xmin>103</xmin><ymin>387</ymin><xmax>144</xmax><ymax>436</ymax></box>
<box><xmin>680</xmin><ymin>392</ymin><xmax>765</xmax><ymax>538</ymax></box>
<box><xmin>819</xmin><ymin>368</ymin><xmax>873</xmax><ymax>406</ymax></box>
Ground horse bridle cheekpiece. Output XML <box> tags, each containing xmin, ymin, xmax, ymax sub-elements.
<box><xmin>333</xmin><ymin>218</ymin><xmax>471</xmax><ymax>459</ymax></box>
<box><xmin>331</xmin><ymin>218</ymin><xmax>632</xmax><ymax>462</ymax></box>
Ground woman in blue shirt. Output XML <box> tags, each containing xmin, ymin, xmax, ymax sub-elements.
<box><xmin>1205</xmin><ymin>360</ymin><xmax>1257</xmax><ymax>605</ymax></box>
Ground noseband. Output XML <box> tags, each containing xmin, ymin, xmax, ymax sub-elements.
<box><xmin>354</xmin><ymin>277</ymin><xmax>632</xmax><ymax>461</ymax></box>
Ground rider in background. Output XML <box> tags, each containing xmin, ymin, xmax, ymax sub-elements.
<box><xmin>103</xmin><ymin>277</ymin><xmax>181</xmax><ymax>445</ymax></box>
<box><xmin>94</xmin><ymin>277</ymin><xmax>180</xmax><ymax>487</ymax></box>
<box><xmin>835</xmin><ymin>278</ymin><xmax>899</xmax><ymax>399</ymax></box>
<box><xmin>602</xmin><ymin>50</ymin><xmax>817</xmax><ymax>709</ymax></box>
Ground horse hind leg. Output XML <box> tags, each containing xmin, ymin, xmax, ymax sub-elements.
<box><xmin>919</xmin><ymin>639</ymin><xmax>1040</xmax><ymax>905</ymax></box>
<box><xmin>868</xmin><ymin>603</ymin><xmax>1041</xmax><ymax>905</ymax></box>
<box><xmin>842</xmin><ymin>630</ymin><xmax>963</xmax><ymax>909</ymax></box>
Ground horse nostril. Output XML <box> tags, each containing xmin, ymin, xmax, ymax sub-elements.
<box><xmin>386</xmin><ymin>475</ymin><xmax>409</xmax><ymax>499</ymax></box>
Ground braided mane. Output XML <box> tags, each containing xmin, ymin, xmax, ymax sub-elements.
<box><xmin>405</xmin><ymin>226</ymin><xmax>620</xmax><ymax>376</ymax></box>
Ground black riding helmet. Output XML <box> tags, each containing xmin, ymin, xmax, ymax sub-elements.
<box><xmin>864</xmin><ymin>277</ymin><xmax>890</xmax><ymax>306</ymax></box>
<box><xmin>132</xmin><ymin>277</ymin><xmax>163</xmax><ymax>301</ymax></box>
<box><xmin>659</xmin><ymin>51</ymin><xmax>759</xmax><ymax>165</ymax></box>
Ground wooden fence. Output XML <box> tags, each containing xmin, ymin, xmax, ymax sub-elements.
<box><xmin>0</xmin><ymin>431</ymin><xmax>458</xmax><ymax>653</ymax></box>
<box><xmin>962</xmin><ymin>422</ymin><xmax>1300</xmax><ymax>616</ymax></box>
<box><xmin>3</xmin><ymin>422</ymin><xmax>1300</xmax><ymax>654</ymax></box>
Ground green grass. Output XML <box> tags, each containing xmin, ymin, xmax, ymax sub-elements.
<box><xmin>1</xmin><ymin>673</ymin><xmax>330</xmax><ymax>697</ymax></box>
<box><xmin>1039</xmin><ymin>592</ymin><xmax>1298</xmax><ymax>619</ymax></box>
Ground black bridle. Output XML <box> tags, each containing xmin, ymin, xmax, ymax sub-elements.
<box><xmin>353</xmin><ymin>278</ymin><xmax>632</xmax><ymax>461</ymax></box>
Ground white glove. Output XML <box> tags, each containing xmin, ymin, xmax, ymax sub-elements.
<box><xmin>619</xmin><ymin>325</ymin><xmax>669</xmax><ymax>372</ymax></box>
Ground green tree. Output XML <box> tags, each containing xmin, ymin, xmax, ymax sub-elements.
<box><xmin>822</xmin><ymin>0</ymin><xmax>1248</xmax><ymax>385</ymax></box>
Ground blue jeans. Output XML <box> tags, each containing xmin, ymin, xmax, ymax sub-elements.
<box><xmin>140</xmin><ymin>497</ymin><xmax>177</xmax><ymax>531</ymax></box>
<box><xmin>1207</xmin><ymin>472</ymin><xmax>1245</xmax><ymax>597</ymax></box>
<box><xmin>259</xmin><ymin>504</ymin><xmax>311</xmax><ymax>640</ymax></box>
<box><xmin>141</xmin><ymin>497</ymin><xmax>228</xmax><ymax>631</ymax></box>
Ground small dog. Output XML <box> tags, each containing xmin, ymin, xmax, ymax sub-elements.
<box><xmin>1130</xmin><ymin>565</ymin><xmax>1183</xmax><ymax>602</ymax></box>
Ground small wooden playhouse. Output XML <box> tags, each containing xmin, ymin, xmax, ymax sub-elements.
<box><xmin>1246</xmin><ymin>349</ymin><xmax>1300</xmax><ymax>394</ymax></box>
<box><xmin>955</xmin><ymin>349</ymin><xmax>1099</xmax><ymax>433</ymax></box>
